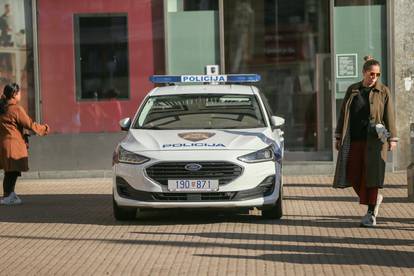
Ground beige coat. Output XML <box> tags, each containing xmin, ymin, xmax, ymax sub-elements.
<box><xmin>0</xmin><ymin>99</ymin><xmax>48</xmax><ymax>172</ymax></box>
<box><xmin>333</xmin><ymin>81</ymin><xmax>398</xmax><ymax>189</ymax></box>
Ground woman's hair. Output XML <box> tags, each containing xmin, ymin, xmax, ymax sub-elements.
<box><xmin>362</xmin><ymin>55</ymin><xmax>380</xmax><ymax>72</ymax></box>
<box><xmin>0</xmin><ymin>83</ymin><xmax>20</xmax><ymax>115</ymax></box>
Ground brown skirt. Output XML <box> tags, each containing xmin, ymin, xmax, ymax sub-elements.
<box><xmin>346</xmin><ymin>141</ymin><xmax>378</xmax><ymax>205</ymax></box>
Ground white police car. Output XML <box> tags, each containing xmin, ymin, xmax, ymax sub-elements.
<box><xmin>112</xmin><ymin>71</ymin><xmax>285</xmax><ymax>220</ymax></box>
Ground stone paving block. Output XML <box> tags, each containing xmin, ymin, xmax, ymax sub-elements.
<box><xmin>0</xmin><ymin>172</ymin><xmax>413</xmax><ymax>275</ymax></box>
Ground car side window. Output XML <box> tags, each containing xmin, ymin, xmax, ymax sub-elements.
<box><xmin>258</xmin><ymin>92</ymin><xmax>274</xmax><ymax>121</ymax></box>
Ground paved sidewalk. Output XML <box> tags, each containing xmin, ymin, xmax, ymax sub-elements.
<box><xmin>0</xmin><ymin>172</ymin><xmax>413</xmax><ymax>275</ymax></box>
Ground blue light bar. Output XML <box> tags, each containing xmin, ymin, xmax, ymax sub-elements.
<box><xmin>149</xmin><ymin>74</ymin><xmax>261</xmax><ymax>84</ymax></box>
<box><xmin>227</xmin><ymin>74</ymin><xmax>261</xmax><ymax>82</ymax></box>
<box><xmin>149</xmin><ymin>75</ymin><xmax>182</xmax><ymax>83</ymax></box>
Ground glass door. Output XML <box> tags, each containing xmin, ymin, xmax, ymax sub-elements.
<box><xmin>165</xmin><ymin>0</ymin><xmax>219</xmax><ymax>74</ymax></box>
<box><xmin>332</xmin><ymin>0</ymin><xmax>388</xmax><ymax>136</ymax></box>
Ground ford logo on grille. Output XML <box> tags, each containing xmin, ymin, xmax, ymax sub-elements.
<box><xmin>184</xmin><ymin>163</ymin><xmax>202</xmax><ymax>171</ymax></box>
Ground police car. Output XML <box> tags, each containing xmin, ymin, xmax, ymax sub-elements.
<box><xmin>112</xmin><ymin>69</ymin><xmax>285</xmax><ymax>220</ymax></box>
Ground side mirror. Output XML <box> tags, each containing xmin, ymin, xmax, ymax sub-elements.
<box><xmin>271</xmin><ymin>116</ymin><xmax>285</xmax><ymax>128</ymax></box>
<box><xmin>119</xmin><ymin>117</ymin><xmax>131</xmax><ymax>131</ymax></box>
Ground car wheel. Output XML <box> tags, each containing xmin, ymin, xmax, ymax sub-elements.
<box><xmin>113</xmin><ymin>197</ymin><xmax>137</xmax><ymax>221</ymax></box>
<box><xmin>262</xmin><ymin>185</ymin><xmax>283</xmax><ymax>219</ymax></box>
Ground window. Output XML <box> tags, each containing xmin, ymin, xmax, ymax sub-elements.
<box><xmin>166</xmin><ymin>0</ymin><xmax>219</xmax><ymax>74</ymax></box>
<box><xmin>74</xmin><ymin>14</ymin><xmax>129</xmax><ymax>101</ymax></box>
<box><xmin>224</xmin><ymin>0</ymin><xmax>332</xmax><ymax>157</ymax></box>
<box><xmin>0</xmin><ymin>0</ymin><xmax>35</xmax><ymax>118</ymax></box>
<box><xmin>334</xmin><ymin>0</ymin><xmax>388</xmax><ymax>126</ymax></box>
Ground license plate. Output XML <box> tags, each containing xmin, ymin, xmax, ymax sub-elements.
<box><xmin>167</xmin><ymin>179</ymin><xmax>219</xmax><ymax>192</ymax></box>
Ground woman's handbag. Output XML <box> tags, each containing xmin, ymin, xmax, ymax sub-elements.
<box><xmin>22</xmin><ymin>129</ymin><xmax>31</xmax><ymax>149</ymax></box>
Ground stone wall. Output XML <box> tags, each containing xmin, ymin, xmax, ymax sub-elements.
<box><xmin>28</xmin><ymin>133</ymin><xmax>126</xmax><ymax>171</ymax></box>
<box><xmin>393</xmin><ymin>0</ymin><xmax>414</xmax><ymax>169</ymax></box>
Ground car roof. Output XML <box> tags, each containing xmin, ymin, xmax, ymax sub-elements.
<box><xmin>148</xmin><ymin>84</ymin><xmax>259</xmax><ymax>96</ymax></box>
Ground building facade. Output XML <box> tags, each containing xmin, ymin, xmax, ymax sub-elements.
<box><xmin>0</xmin><ymin>0</ymin><xmax>412</xmax><ymax>172</ymax></box>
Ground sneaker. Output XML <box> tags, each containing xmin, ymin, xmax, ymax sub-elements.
<box><xmin>0</xmin><ymin>192</ymin><xmax>22</xmax><ymax>205</ymax></box>
<box><xmin>11</xmin><ymin>192</ymin><xmax>22</xmax><ymax>201</ymax></box>
<box><xmin>373</xmin><ymin>194</ymin><xmax>383</xmax><ymax>217</ymax></box>
<box><xmin>360</xmin><ymin>212</ymin><xmax>376</xmax><ymax>227</ymax></box>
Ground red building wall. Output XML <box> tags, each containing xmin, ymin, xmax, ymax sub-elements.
<box><xmin>37</xmin><ymin>0</ymin><xmax>163</xmax><ymax>133</ymax></box>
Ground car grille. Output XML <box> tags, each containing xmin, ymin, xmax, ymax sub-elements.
<box><xmin>152</xmin><ymin>192</ymin><xmax>236</xmax><ymax>201</ymax></box>
<box><xmin>145</xmin><ymin>161</ymin><xmax>243</xmax><ymax>185</ymax></box>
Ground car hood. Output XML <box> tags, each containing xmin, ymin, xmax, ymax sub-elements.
<box><xmin>120</xmin><ymin>128</ymin><xmax>276</xmax><ymax>152</ymax></box>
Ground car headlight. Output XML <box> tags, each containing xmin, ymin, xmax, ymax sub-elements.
<box><xmin>237</xmin><ymin>146</ymin><xmax>274</xmax><ymax>163</ymax></box>
<box><xmin>114</xmin><ymin>145</ymin><xmax>150</xmax><ymax>165</ymax></box>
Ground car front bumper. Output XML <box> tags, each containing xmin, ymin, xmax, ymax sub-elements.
<box><xmin>113</xmin><ymin>192</ymin><xmax>278</xmax><ymax>208</ymax></box>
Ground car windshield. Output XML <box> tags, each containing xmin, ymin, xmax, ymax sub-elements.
<box><xmin>134</xmin><ymin>94</ymin><xmax>266</xmax><ymax>129</ymax></box>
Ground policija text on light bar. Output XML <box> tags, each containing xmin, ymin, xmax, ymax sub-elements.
<box><xmin>149</xmin><ymin>74</ymin><xmax>261</xmax><ymax>84</ymax></box>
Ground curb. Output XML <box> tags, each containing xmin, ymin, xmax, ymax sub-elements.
<box><xmin>17</xmin><ymin>170</ymin><xmax>113</xmax><ymax>179</ymax></box>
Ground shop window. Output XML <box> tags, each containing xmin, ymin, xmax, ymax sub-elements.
<box><xmin>224</xmin><ymin>0</ymin><xmax>332</xmax><ymax>159</ymax></box>
<box><xmin>0</xmin><ymin>0</ymin><xmax>35</xmax><ymax>118</ymax></box>
<box><xmin>74</xmin><ymin>14</ymin><xmax>129</xmax><ymax>101</ymax></box>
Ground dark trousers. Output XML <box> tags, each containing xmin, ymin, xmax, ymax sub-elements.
<box><xmin>3</xmin><ymin>171</ymin><xmax>20</xmax><ymax>197</ymax></box>
<box><xmin>346</xmin><ymin>141</ymin><xmax>378</xmax><ymax>205</ymax></box>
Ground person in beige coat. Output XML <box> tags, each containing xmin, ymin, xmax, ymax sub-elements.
<box><xmin>0</xmin><ymin>83</ymin><xmax>49</xmax><ymax>205</ymax></box>
<box><xmin>333</xmin><ymin>56</ymin><xmax>398</xmax><ymax>227</ymax></box>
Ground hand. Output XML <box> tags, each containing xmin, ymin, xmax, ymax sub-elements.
<box><xmin>335</xmin><ymin>139</ymin><xmax>341</xmax><ymax>151</ymax></box>
<box><xmin>388</xmin><ymin>141</ymin><xmax>397</xmax><ymax>151</ymax></box>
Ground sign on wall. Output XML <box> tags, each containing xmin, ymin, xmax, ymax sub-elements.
<box><xmin>336</xmin><ymin>53</ymin><xmax>358</xmax><ymax>78</ymax></box>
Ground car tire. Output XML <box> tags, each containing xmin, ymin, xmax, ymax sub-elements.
<box><xmin>262</xmin><ymin>185</ymin><xmax>283</xmax><ymax>219</ymax></box>
<box><xmin>113</xmin><ymin>197</ymin><xmax>137</xmax><ymax>221</ymax></box>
